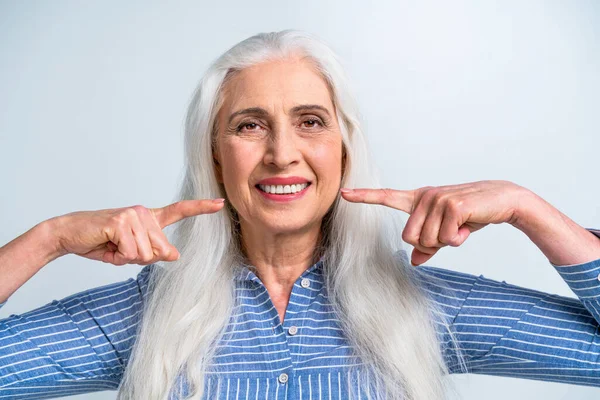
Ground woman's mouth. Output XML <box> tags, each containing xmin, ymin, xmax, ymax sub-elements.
<box><xmin>257</xmin><ymin>183</ymin><xmax>310</xmax><ymax>194</ymax></box>
<box><xmin>255</xmin><ymin>182</ymin><xmax>311</xmax><ymax>202</ymax></box>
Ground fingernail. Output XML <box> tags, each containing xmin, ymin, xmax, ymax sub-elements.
<box><xmin>213</xmin><ymin>198</ymin><xmax>225</xmax><ymax>203</ymax></box>
<box><xmin>340</xmin><ymin>188</ymin><xmax>353</xmax><ymax>193</ymax></box>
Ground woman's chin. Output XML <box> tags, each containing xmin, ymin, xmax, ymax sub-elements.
<box><xmin>238</xmin><ymin>209</ymin><xmax>324</xmax><ymax>237</ymax></box>
<box><xmin>256</xmin><ymin>218</ymin><xmax>319</xmax><ymax>236</ymax></box>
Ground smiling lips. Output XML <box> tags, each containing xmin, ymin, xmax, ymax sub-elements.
<box><xmin>255</xmin><ymin>176</ymin><xmax>311</xmax><ymax>201</ymax></box>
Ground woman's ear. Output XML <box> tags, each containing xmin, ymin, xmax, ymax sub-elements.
<box><xmin>341</xmin><ymin>145</ymin><xmax>347</xmax><ymax>182</ymax></box>
<box><xmin>213</xmin><ymin>147</ymin><xmax>223</xmax><ymax>184</ymax></box>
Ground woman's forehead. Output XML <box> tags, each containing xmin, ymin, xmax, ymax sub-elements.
<box><xmin>220</xmin><ymin>58</ymin><xmax>335</xmax><ymax>114</ymax></box>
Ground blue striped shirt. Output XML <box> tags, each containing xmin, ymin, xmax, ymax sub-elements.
<box><xmin>1</xmin><ymin>229</ymin><xmax>600</xmax><ymax>399</ymax></box>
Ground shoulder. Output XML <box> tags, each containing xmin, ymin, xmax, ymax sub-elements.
<box><xmin>396</xmin><ymin>249</ymin><xmax>479</xmax><ymax>290</ymax></box>
<box><xmin>395</xmin><ymin>249</ymin><xmax>479</xmax><ymax>312</ymax></box>
<box><xmin>395</xmin><ymin>249</ymin><xmax>559</xmax><ymax>319</ymax></box>
<box><xmin>52</xmin><ymin>263</ymin><xmax>157</xmax><ymax>315</ymax></box>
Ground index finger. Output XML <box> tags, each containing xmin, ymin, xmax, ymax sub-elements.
<box><xmin>340</xmin><ymin>188</ymin><xmax>415</xmax><ymax>213</ymax></box>
<box><xmin>151</xmin><ymin>199</ymin><xmax>225</xmax><ymax>228</ymax></box>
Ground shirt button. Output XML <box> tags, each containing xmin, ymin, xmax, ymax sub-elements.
<box><xmin>301</xmin><ymin>278</ymin><xmax>311</xmax><ymax>288</ymax></box>
<box><xmin>278</xmin><ymin>373</ymin><xmax>289</xmax><ymax>384</ymax></box>
<box><xmin>288</xmin><ymin>325</ymin><xmax>298</xmax><ymax>335</ymax></box>
<box><xmin>597</xmin><ymin>273</ymin><xmax>600</xmax><ymax>281</ymax></box>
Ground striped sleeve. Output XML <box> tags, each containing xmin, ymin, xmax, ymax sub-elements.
<box><xmin>414</xmin><ymin>248</ymin><xmax>600</xmax><ymax>387</ymax></box>
<box><xmin>550</xmin><ymin>227</ymin><xmax>600</xmax><ymax>321</ymax></box>
<box><xmin>0</xmin><ymin>264</ymin><xmax>154</xmax><ymax>399</ymax></box>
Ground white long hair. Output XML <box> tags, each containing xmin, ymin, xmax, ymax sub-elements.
<box><xmin>118</xmin><ymin>30</ymin><xmax>465</xmax><ymax>400</ymax></box>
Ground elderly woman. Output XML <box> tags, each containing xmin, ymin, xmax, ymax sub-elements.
<box><xmin>0</xmin><ymin>30</ymin><xmax>599</xmax><ymax>400</ymax></box>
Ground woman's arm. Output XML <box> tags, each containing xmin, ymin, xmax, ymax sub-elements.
<box><xmin>0</xmin><ymin>220</ymin><xmax>65</xmax><ymax>304</ymax></box>
<box><xmin>0</xmin><ymin>199</ymin><xmax>222</xmax><ymax>304</ymax></box>
<box><xmin>412</xmin><ymin>245</ymin><xmax>600</xmax><ymax>387</ymax></box>
<box><xmin>0</xmin><ymin>264</ymin><xmax>154</xmax><ymax>398</ymax></box>
<box><xmin>0</xmin><ymin>200</ymin><xmax>221</xmax><ymax>397</ymax></box>
<box><xmin>340</xmin><ymin>180</ymin><xmax>600</xmax><ymax>267</ymax></box>
<box><xmin>343</xmin><ymin>180</ymin><xmax>600</xmax><ymax>386</ymax></box>
<box><xmin>510</xmin><ymin>189</ymin><xmax>600</xmax><ymax>266</ymax></box>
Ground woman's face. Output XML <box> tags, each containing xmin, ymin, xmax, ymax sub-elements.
<box><xmin>214</xmin><ymin>57</ymin><xmax>343</xmax><ymax>236</ymax></box>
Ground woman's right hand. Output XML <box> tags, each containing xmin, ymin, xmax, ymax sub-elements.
<box><xmin>48</xmin><ymin>199</ymin><xmax>225</xmax><ymax>266</ymax></box>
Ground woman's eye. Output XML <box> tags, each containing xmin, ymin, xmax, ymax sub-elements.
<box><xmin>238</xmin><ymin>122</ymin><xmax>261</xmax><ymax>132</ymax></box>
<box><xmin>301</xmin><ymin>119</ymin><xmax>322</xmax><ymax>128</ymax></box>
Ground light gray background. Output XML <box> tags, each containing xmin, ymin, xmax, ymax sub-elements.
<box><xmin>1</xmin><ymin>1</ymin><xmax>599</xmax><ymax>399</ymax></box>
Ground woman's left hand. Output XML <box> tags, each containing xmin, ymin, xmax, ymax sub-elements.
<box><xmin>340</xmin><ymin>180</ymin><xmax>531</xmax><ymax>266</ymax></box>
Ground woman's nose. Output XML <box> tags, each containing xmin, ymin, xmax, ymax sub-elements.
<box><xmin>263</xmin><ymin>128</ymin><xmax>301</xmax><ymax>169</ymax></box>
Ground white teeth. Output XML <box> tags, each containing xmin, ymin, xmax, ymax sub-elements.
<box><xmin>258</xmin><ymin>183</ymin><xmax>309</xmax><ymax>194</ymax></box>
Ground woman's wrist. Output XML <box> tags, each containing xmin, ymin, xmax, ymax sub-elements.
<box><xmin>510</xmin><ymin>189</ymin><xmax>600</xmax><ymax>266</ymax></box>
<box><xmin>36</xmin><ymin>217</ymin><xmax>70</xmax><ymax>263</ymax></box>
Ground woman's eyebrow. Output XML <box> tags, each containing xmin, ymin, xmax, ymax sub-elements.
<box><xmin>290</xmin><ymin>104</ymin><xmax>331</xmax><ymax>117</ymax></box>
<box><xmin>227</xmin><ymin>104</ymin><xmax>331</xmax><ymax>124</ymax></box>
<box><xmin>228</xmin><ymin>107</ymin><xmax>268</xmax><ymax>124</ymax></box>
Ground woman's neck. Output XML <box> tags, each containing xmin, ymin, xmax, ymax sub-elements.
<box><xmin>240</xmin><ymin>221</ymin><xmax>321</xmax><ymax>284</ymax></box>
<box><xmin>239</xmin><ymin>221</ymin><xmax>322</xmax><ymax>323</ymax></box>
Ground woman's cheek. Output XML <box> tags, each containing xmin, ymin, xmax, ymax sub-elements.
<box><xmin>311</xmin><ymin>142</ymin><xmax>343</xmax><ymax>180</ymax></box>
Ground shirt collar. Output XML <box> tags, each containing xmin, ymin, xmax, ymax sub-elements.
<box><xmin>234</xmin><ymin>256</ymin><xmax>325</xmax><ymax>284</ymax></box>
